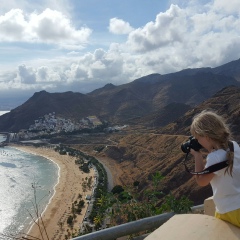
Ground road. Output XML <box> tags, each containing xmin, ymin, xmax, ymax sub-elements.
<box><xmin>95</xmin><ymin>157</ymin><xmax>114</xmax><ymax>192</ymax></box>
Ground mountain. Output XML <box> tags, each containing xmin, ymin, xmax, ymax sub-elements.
<box><xmin>1</xmin><ymin>58</ymin><xmax>240</xmax><ymax>131</ymax></box>
<box><xmin>127</xmin><ymin>102</ymin><xmax>192</xmax><ymax>128</ymax></box>
<box><xmin>170</xmin><ymin>58</ymin><xmax>240</xmax><ymax>80</ymax></box>
<box><xmin>88</xmin><ymin>72</ymin><xmax>238</xmax><ymax>122</ymax></box>
<box><xmin>82</xmin><ymin>85</ymin><xmax>240</xmax><ymax>206</ymax></box>
<box><xmin>160</xmin><ymin>85</ymin><xmax>240</xmax><ymax>140</ymax></box>
<box><xmin>211</xmin><ymin>58</ymin><xmax>240</xmax><ymax>81</ymax></box>
<box><xmin>0</xmin><ymin>90</ymin><xmax>100</xmax><ymax>131</ymax></box>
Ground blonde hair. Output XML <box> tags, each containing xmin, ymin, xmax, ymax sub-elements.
<box><xmin>190</xmin><ymin>110</ymin><xmax>234</xmax><ymax>176</ymax></box>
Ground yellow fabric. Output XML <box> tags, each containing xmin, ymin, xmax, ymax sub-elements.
<box><xmin>215</xmin><ymin>208</ymin><xmax>240</xmax><ymax>228</ymax></box>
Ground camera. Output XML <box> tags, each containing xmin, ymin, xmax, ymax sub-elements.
<box><xmin>181</xmin><ymin>136</ymin><xmax>203</xmax><ymax>153</ymax></box>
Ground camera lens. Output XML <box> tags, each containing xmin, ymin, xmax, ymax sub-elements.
<box><xmin>181</xmin><ymin>136</ymin><xmax>202</xmax><ymax>153</ymax></box>
<box><xmin>181</xmin><ymin>141</ymin><xmax>190</xmax><ymax>153</ymax></box>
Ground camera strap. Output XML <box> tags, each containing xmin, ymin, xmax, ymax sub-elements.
<box><xmin>183</xmin><ymin>152</ymin><xmax>229</xmax><ymax>175</ymax></box>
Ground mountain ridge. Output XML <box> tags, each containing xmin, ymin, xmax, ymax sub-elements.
<box><xmin>1</xmin><ymin>58</ymin><xmax>240</xmax><ymax>131</ymax></box>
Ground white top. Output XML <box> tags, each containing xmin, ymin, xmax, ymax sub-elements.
<box><xmin>205</xmin><ymin>141</ymin><xmax>240</xmax><ymax>214</ymax></box>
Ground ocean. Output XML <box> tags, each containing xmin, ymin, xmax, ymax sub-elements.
<box><xmin>0</xmin><ymin>131</ymin><xmax>59</xmax><ymax>238</ymax></box>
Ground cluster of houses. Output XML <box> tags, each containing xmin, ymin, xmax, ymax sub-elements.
<box><xmin>29</xmin><ymin>112</ymin><xmax>102</xmax><ymax>132</ymax></box>
<box><xmin>2</xmin><ymin>112</ymin><xmax>129</xmax><ymax>142</ymax></box>
<box><xmin>17</xmin><ymin>113</ymin><xmax>102</xmax><ymax>140</ymax></box>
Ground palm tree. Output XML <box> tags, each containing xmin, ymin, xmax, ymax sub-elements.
<box><xmin>93</xmin><ymin>215</ymin><xmax>103</xmax><ymax>229</ymax></box>
<box><xmin>97</xmin><ymin>194</ymin><xmax>108</xmax><ymax>208</ymax></box>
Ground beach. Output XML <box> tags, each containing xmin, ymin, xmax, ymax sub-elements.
<box><xmin>12</xmin><ymin>144</ymin><xmax>94</xmax><ymax>240</ymax></box>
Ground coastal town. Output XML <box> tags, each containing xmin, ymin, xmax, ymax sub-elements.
<box><xmin>4</xmin><ymin>112</ymin><xmax>127</xmax><ymax>142</ymax></box>
<box><xmin>21</xmin><ymin>113</ymin><xmax>102</xmax><ymax>138</ymax></box>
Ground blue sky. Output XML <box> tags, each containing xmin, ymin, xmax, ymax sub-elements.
<box><xmin>1</xmin><ymin>0</ymin><xmax>240</xmax><ymax>109</ymax></box>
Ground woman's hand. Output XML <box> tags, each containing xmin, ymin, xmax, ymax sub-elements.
<box><xmin>190</xmin><ymin>149</ymin><xmax>214</xmax><ymax>186</ymax></box>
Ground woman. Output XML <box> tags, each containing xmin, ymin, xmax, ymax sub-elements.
<box><xmin>190</xmin><ymin>110</ymin><xmax>240</xmax><ymax>227</ymax></box>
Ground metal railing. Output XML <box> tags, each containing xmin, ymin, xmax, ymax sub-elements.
<box><xmin>72</xmin><ymin>204</ymin><xmax>203</xmax><ymax>240</ymax></box>
<box><xmin>73</xmin><ymin>212</ymin><xmax>174</xmax><ymax>240</ymax></box>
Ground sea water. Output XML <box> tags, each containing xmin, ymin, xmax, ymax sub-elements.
<box><xmin>0</xmin><ymin>134</ymin><xmax>59</xmax><ymax>239</ymax></box>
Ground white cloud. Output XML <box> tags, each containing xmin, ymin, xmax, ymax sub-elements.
<box><xmin>126</xmin><ymin>5</ymin><xmax>187</xmax><ymax>52</ymax></box>
<box><xmin>123</xmin><ymin>1</ymin><xmax>240</xmax><ymax>71</ymax></box>
<box><xmin>0</xmin><ymin>8</ymin><xmax>92</xmax><ymax>49</ymax></box>
<box><xmin>0</xmin><ymin>9</ymin><xmax>27</xmax><ymax>41</ymax></box>
<box><xmin>18</xmin><ymin>64</ymin><xmax>36</xmax><ymax>84</ymax></box>
<box><xmin>1</xmin><ymin>0</ymin><xmax>240</xmax><ymax>105</ymax></box>
<box><xmin>36</xmin><ymin>66</ymin><xmax>51</xmax><ymax>82</ymax></box>
<box><xmin>213</xmin><ymin>0</ymin><xmax>240</xmax><ymax>14</ymax></box>
<box><xmin>109</xmin><ymin>18</ymin><xmax>134</xmax><ymax>34</ymax></box>
<box><xmin>0</xmin><ymin>0</ymin><xmax>72</xmax><ymax>17</ymax></box>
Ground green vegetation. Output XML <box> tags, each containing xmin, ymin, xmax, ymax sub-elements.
<box><xmin>54</xmin><ymin>145</ymin><xmax>108</xmax><ymax>237</ymax></box>
<box><xmin>94</xmin><ymin>145</ymin><xmax>105</xmax><ymax>152</ymax></box>
<box><xmin>79</xmin><ymin>163</ymin><xmax>90</xmax><ymax>173</ymax></box>
<box><xmin>54</xmin><ymin>145</ymin><xmax>193</xmax><ymax>238</ymax></box>
<box><xmin>100</xmin><ymin>172</ymin><xmax>193</xmax><ymax>227</ymax></box>
<box><xmin>79</xmin><ymin>170</ymin><xmax>193</xmax><ymax>237</ymax></box>
<box><xmin>111</xmin><ymin>185</ymin><xmax>124</xmax><ymax>194</ymax></box>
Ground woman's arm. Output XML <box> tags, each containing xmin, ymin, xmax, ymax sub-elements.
<box><xmin>191</xmin><ymin>150</ymin><xmax>214</xmax><ymax>186</ymax></box>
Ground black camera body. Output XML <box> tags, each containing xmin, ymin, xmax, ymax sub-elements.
<box><xmin>181</xmin><ymin>136</ymin><xmax>203</xmax><ymax>153</ymax></box>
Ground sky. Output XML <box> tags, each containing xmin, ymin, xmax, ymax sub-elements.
<box><xmin>1</xmin><ymin>0</ymin><xmax>240</xmax><ymax>109</ymax></box>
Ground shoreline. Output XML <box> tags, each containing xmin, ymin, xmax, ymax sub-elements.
<box><xmin>11</xmin><ymin>144</ymin><xmax>95</xmax><ymax>240</ymax></box>
<box><xmin>27</xmin><ymin>151</ymin><xmax>61</xmax><ymax>236</ymax></box>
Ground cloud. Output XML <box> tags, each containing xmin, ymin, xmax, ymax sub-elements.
<box><xmin>36</xmin><ymin>66</ymin><xmax>52</xmax><ymax>82</ymax></box>
<box><xmin>124</xmin><ymin>2</ymin><xmax>240</xmax><ymax>69</ymax></box>
<box><xmin>213</xmin><ymin>0</ymin><xmax>240</xmax><ymax>14</ymax></box>
<box><xmin>0</xmin><ymin>9</ymin><xmax>26</xmax><ymax>40</ymax></box>
<box><xmin>109</xmin><ymin>18</ymin><xmax>134</xmax><ymax>34</ymax></box>
<box><xmin>62</xmin><ymin>48</ymin><xmax>126</xmax><ymax>83</ymax></box>
<box><xmin>0</xmin><ymin>8</ymin><xmax>92</xmax><ymax>49</ymax></box>
<box><xmin>18</xmin><ymin>64</ymin><xmax>36</xmax><ymax>84</ymax></box>
<box><xmin>1</xmin><ymin>0</ymin><xmax>240</xmax><ymax>107</ymax></box>
<box><xmin>0</xmin><ymin>0</ymin><xmax>73</xmax><ymax>18</ymax></box>
<box><xmin>126</xmin><ymin>5</ymin><xmax>188</xmax><ymax>53</ymax></box>
<box><xmin>0</xmin><ymin>47</ymin><xmax>130</xmax><ymax>94</ymax></box>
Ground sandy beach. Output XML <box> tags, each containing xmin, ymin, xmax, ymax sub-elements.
<box><xmin>12</xmin><ymin>144</ymin><xmax>95</xmax><ymax>240</ymax></box>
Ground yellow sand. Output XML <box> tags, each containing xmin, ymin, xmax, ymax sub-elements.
<box><xmin>12</xmin><ymin>145</ymin><xmax>94</xmax><ymax>240</ymax></box>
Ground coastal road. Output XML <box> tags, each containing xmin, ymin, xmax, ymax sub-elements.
<box><xmin>76</xmin><ymin>149</ymin><xmax>114</xmax><ymax>191</ymax></box>
<box><xmin>95</xmin><ymin>157</ymin><xmax>114</xmax><ymax>191</ymax></box>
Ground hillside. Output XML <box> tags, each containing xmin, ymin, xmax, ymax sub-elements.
<box><xmin>0</xmin><ymin>91</ymin><xmax>100</xmax><ymax>131</ymax></box>
<box><xmin>160</xmin><ymin>85</ymin><xmax>240</xmax><ymax>140</ymax></box>
<box><xmin>74</xmin><ymin>85</ymin><xmax>240</xmax><ymax>206</ymax></box>
<box><xmin>75</xmin><ymin>133</ymin><xmax>211</xmax><ymax>205</ymax></box>
<box><xmin>127</xmin><ymin>102</ymin><xmax>192</xmax><ymax>128</ymax></box>
<box><xmin>1</xmin><ymin>58</ymin><xmax>240</xmax><ymax>131</ymax></box>
<box><xmin>88</xmin><ymin>72</ymin><xmax>238</xmax><ymax>123</ymax></box>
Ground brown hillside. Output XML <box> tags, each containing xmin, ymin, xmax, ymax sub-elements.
<box><xmin>76</xmin><ymin>133</ymin><xmax>211</xmax><ymax>206</ymax></box>
<box><xmin>88</xmin><ymin>72</ymin><xmax>238</xmax><ymax>123</ymax></box>
<box><xmin>128</xmin><ymin>102</ymin><xmax>192</xmax><ymax>128</ymax></box>
<box><xmin>160</xmin><ymin>85</ymin><xmax>240</xmax><ymax>141</ymax></box>
<box><xmin>75</xmin><ymin>85</ymin><xmax>240</xmax><ymax>206</ymax></box>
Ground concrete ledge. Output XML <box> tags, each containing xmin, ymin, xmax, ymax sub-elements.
<box><xmin>145</xmin><ymin>214</ymin><xmax>240</xmax><ymax>240</ymax></box>
<box><xmin>204</xmin><ymin>196</ymin><xmax>215</xmax><ymax>216</ymax></box>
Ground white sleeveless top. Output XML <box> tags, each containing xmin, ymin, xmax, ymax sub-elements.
<box><xmin>205</xmin><ymin>141</ymin><xmax>240</xmax><ymax>214</ymax></box>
